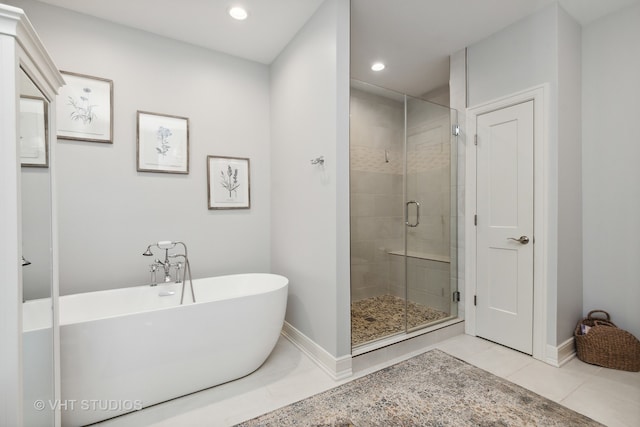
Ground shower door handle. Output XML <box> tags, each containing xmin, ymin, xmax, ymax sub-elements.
<box><xmin>405</xmin><ymin>201</ymin><xmax>420</xmax><ymax>227</ymax></box>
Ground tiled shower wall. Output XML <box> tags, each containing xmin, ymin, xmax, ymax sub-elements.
<box><xmin>350</xmin><ymin>88</ymin><xmax>404</xmax><ymax>301</ymax></box>
<box><xmin>350</xmin><ymin>87</ymin><xmax>453</xmax><ymax>310</ymax></box>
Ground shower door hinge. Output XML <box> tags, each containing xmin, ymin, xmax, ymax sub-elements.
<box><xmin>452</xmin><ymin>124</ymin><xmax>460</xmax><ymax>136</ymax></box>
<box><xmin>474</xmin><ymin>295</ymin><xmax>477</xmax><ymax>306</ymax></box>
<box><xmin>453</xmin><ymin>291</ymin><xmax>461</xmax><ymax>302</ymax></box>
<box><xmin>474</xmin><ymin>214</ymin><xmax>477</xmax><ymax>226</ymax></box>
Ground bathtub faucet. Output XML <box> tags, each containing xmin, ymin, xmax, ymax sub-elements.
<box><xmin>154</xmin><ymin>250</ymin><xmax>173</xmax><ymax>283</ymax></box>
<box><xmin>142</xmin><ymin>241</ymin><xmax>196</xmax><ymax>304</ymax></box>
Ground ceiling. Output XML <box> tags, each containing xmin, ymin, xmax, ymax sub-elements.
<box><xmin>36</xmin><ymin>0</ymin><xmax>639</xmax><ymax>97</ymax></box>
<box><xmin>35</xmin><ymin>0</ymin><xmax>326</xmax><ymax>64</ymax></box>
<box><xmin>352</xmin><ymin>0</ymin><xmax>639</xmax><ymax>96</ymax></box>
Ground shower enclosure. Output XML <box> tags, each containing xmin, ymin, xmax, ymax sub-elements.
<box><xmin>350</xmin><ymin>80</ymin><xmax>458</xmax><ymax>349</ymax></box>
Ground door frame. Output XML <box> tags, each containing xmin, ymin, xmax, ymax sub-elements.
<box><xmin>465</xmin><ymin>84</ymin><xmax>549</xmax><ymax>362</ymax></box>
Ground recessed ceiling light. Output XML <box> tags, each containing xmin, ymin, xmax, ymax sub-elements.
<box><xmin>371</xmin><ymin>62</ymin><xmax>386</xmax><ymax>71</ymax></box>
<box><xmin>229</xmin><ymin>6</ymin><xmax>248</xmax><ymax>20</ymax></box>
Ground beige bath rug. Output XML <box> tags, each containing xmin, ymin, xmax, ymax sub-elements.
<box><xmin>236</xmin><ymin>349</ymin><xmax>602</xmax><ymax>426</ymax></box>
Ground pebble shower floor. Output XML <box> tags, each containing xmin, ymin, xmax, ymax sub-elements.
<box><xmin>351</xmin><ymin>295</ymin><xmax>449</xmax><ymax>346</ymax></box>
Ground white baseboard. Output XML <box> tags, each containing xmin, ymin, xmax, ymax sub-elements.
<box><xmin>545</xmin><ymin>337</ymin><xmax>576</xmax><ymax>367</ymax></box>
<box><xmin>281</xmin><ymin>322</ymin><xmax>352</xmax><ymax>380</ymax></box>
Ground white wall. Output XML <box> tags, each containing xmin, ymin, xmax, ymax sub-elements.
<box><xmin>13</xmin><ymin>0</ymin><xmax>354</xmax><ymax>360</ymax></box>
<box><xmin>467</xmin><ymin>4</ymin><xmax>558</xmax><ymax>108</ymax></box>
<box><xmin>556</xmin><ymin>5</ymin><xmax>583</xmax><ymax>345</ymax></box>
<box><xmin>467</xmin><ymin>3</ymin><xmax>583</xmax><ymax>347</ymax></box>
<box><xmin>582</xmin><ymin>3</ymin><xmax>640</xmax><ymax>339</ymax></box>
<box><xmin>9</xmin><ymin>0</ymin><xmax>272</xmax><ymax>295</ymax></box>
<box><xmin>270</xmin><ymin>0</ymin><xmax>350</xmax><ymax>358</ymax></box>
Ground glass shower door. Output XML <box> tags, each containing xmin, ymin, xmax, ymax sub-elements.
<box><xmin>350</xmin><ymin>81</ymin><xmax>407</xmax><ymax>347</ymax></box>
<box><xmin>350</xmin><ymin>80</ymin><xmax>459</xmax><ymax>350</ymax></box>
<box><xmin>404</xmin><ymin>96</ymin><xmax>458</xmax><ymax>332</ymax></box>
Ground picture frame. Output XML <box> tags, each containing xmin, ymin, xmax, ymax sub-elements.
<box><xmin>207</xmin><ymin>156</ymin><xmax>251</xmax><ymax>209</ymax></box>
<box><xmin>19</xmin><ymin>96</ymin><xmax>48</xmax><ymax>167</ymax></box>
<box><xmin>137</xmin><ymin>111</ymin><xmax>189</xmax><ymax>174</ymax></box>
<box><xmin>57</xmin><ymin>71</ymin><xmax>113</xmax><ymax>143</ymax></box>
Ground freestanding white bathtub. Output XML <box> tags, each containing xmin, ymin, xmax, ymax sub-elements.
<box><xmin>59</xmin><ymin>273</ymin><xmax>288</xmax><ymax>426</ymax></box>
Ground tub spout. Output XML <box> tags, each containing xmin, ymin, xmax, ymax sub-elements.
<box><xmin>163</xmin><ymin>252</ymin><xmax>172</xmax><ymax>282</ymax></box>
<box><xmin>175</xmin><ymin>262</ymin><xmax>183</xmax><ymax>283</ymax></box>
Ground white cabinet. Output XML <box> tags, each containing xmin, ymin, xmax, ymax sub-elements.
<box><xmin>0</xmin><ymin>5</ymin><xmax>63</xmax><ymax>427</ymax></box>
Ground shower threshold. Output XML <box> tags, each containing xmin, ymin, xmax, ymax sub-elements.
<box><xmin>352</xmin><ymin>316</ymin><xmax>463</xmax><ymax>356</ymax></box>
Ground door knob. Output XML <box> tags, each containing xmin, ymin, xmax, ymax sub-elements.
<box><xmin>508</xmin><ymin>236</ymin><xmax>530</xmax><ymax>245</ymax></box>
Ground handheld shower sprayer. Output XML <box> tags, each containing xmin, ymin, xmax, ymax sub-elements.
<box><xmin>142</xmin><ymin>241</ymin><xmax>178</xmax><ymax>256</ymax></box>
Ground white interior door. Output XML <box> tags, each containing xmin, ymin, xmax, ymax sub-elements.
<box><xmin>476</xmin><ymin>100</ymin><xmax>534</xmax><ymax>355</ymax></box>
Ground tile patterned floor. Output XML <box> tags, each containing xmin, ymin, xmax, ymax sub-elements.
<box><xmin>98</xmin><ymin>333</ymin><xmax>640</xmax><ymax>427</ymax></box>
<box><xmin>351</xmin><ymin>295</ymin><xmax>449</xmax><ymax>346</ymax></box>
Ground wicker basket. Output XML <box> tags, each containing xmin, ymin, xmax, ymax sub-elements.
<box><xmin>574</xmin><ymin>310</ymin><xmax>640</xmax><ymax>372</ymax></box>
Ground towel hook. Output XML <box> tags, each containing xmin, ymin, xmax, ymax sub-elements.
<box><xmin>310</xmin><ymin>156</ymin><xmax>325</xmax><ymax>166</ymax></box>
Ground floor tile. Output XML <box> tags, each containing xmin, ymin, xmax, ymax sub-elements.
<box><xmin>594</xmin><ymin>364</ymin><xmax>640</xmax><ymax>388</ymax></box>
<box><xmin>435</xmin><ymin>333</ymin><xmax>497</xmax><ymax>361</ymax></box>
<box><xmin>97</xmin><ymin>333</ymin><xmax>640</xmax><ymax>427</ymax></box>
<box><xmin>560</xmin><ymin>375</ymin><xmax>640</xmax><ymax>427</ymax></box>
<box><xmin>152</xmin><ymin>388</ymin><xmax>273</xmax><ymax>427</ymax></box>
<box><xmin>462</xmin><ymin>343</ymin><xmax>535</xmax><ymax>377</ymax></box>
<box><xmin>506</xmin><ymin>359</ymin><xmax>591</xmax><ymax>402</ymax></box>
<box><xmin>561</xmin><ymin>357</ymin><xmax>603</xmax><ymax>377</ymax></box>
<box><xmin>99</xmin><ymin>337</ymin><xmax>332</xmax><ymax>427</ymax></box>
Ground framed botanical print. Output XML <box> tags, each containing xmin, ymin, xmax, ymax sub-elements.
<box><xmin>57</xmin><ymin>71</ymin><xmax>113</xmax><ymax>143</ymax></box>
<box><xmin>207</xmin><ymin>156</ymin><xmax>250</xmax><ymax>209</ymax></box>
<box><xmin>137</xmin><ymin>111</ymin><xmax>189</xmax><ymax>174</ymax></box>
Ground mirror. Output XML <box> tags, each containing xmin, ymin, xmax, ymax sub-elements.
<box><xmin>20</xmin><ymin>68</ymin><xmax>55</xmax><ymax>427</ymax></box>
